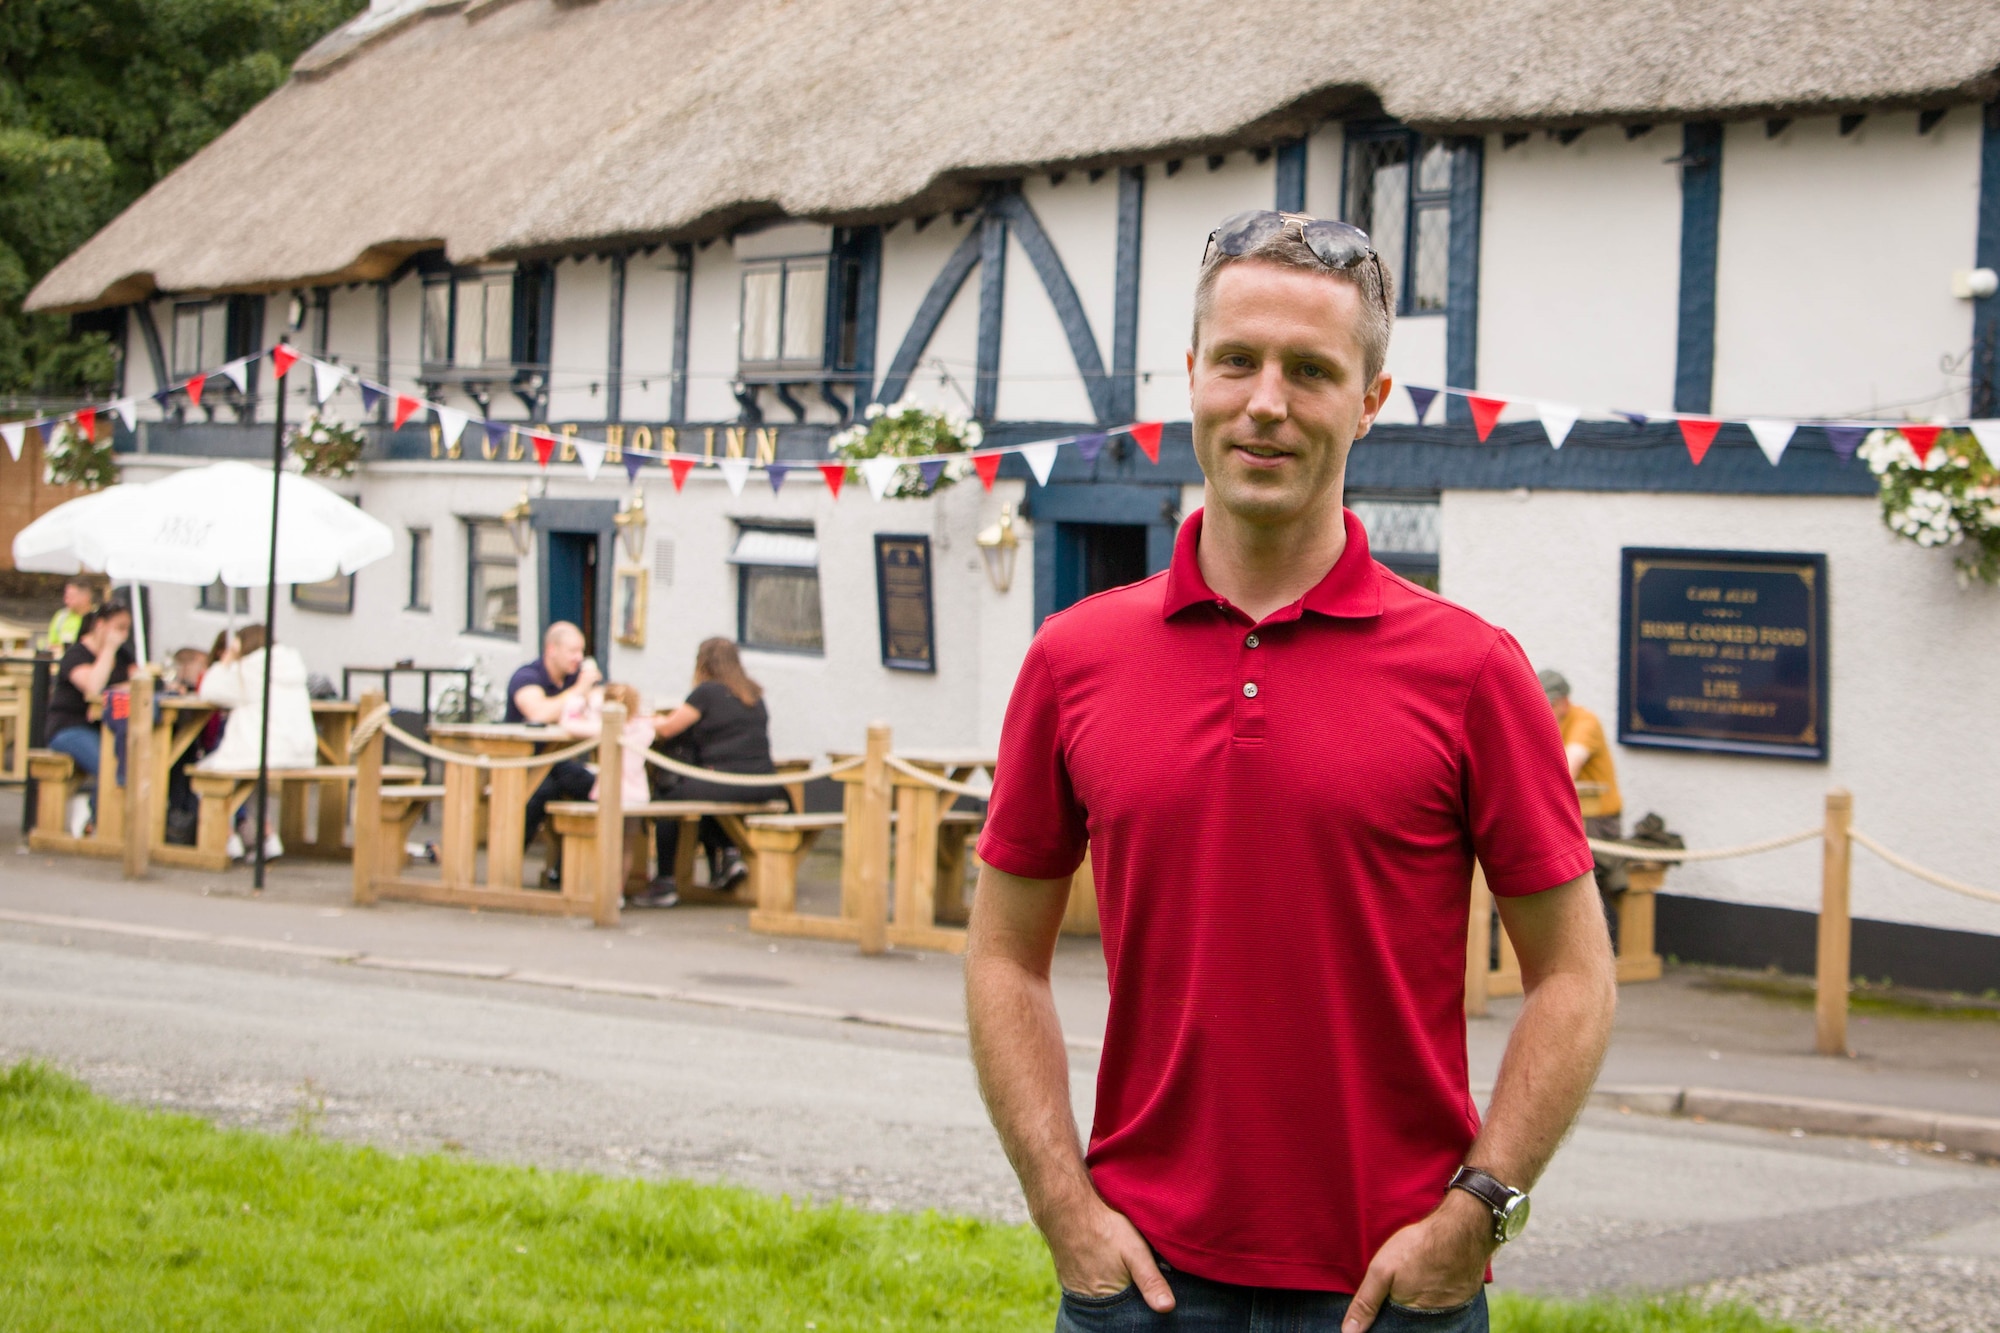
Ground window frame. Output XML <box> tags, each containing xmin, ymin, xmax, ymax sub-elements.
<box><xmin>1347</xmin><ymin>491</ymin><xmax>1441</xmax><ymax>590</ymax></box>
<box><xmin>197</xmin><ymin>581</ymin><xmax>252</xmax><ymax>615</ymax></box>
<box><xmin>730</xmin><ymin>521</ymin><xmax>824</xmax><ymax>657</ymax></box>
<box><xmin>407</xmin><ymin>527</ymin><xmax>432</xmax><ymax>612</ymax></box>
<box><xmin>171</xmin><ymin>300</ymin><xmax>229</xmax><ymax>377</ymax></box>
<box><xmin>737</xmin><ymin>254</ymin><xmax>834</xmax><ymax>377</ymax></box>
<box><xmin>422</xmin><ymin>266</ymin><xmax>519</xmax><ymax>374</ymax></box>
<box><xmin>463</xmin><ymin>517</ymin><xmax>522</xmax><ymax>639</ymax></box>
<box><xmin>1342</xmin><ymin>124</ymin><xmax>1453</xmax><ymax>318</ymax></box>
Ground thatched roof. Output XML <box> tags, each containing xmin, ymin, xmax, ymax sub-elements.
<box><xmin>29</xmin><ymin>0</ymin><xmax>2000</xmax><ymax>313</ymax></box>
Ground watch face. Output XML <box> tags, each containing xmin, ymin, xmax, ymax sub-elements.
<box><xmin>1499</xmin><ymin>1194</ymin><xmax>1530</xmax><ymax>1243</ymax></box>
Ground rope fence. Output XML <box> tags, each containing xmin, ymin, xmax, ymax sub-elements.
<box><xmin>884</xmin><ymin>755</ymin><xmax>994</xmax><ymax>800</ymax></box>
<box><xmin>1849</xmin><ymin>829</ymin><xmax>2000</xmax><ymax>906</ymax></box>
<box><xmin>1586</xmin><ymin>828</ymin><xmax>1820</xmax><ymax>864</ymax></box>
<box><xmin>347</xmin><ymin>707</ymin><xmax>599</xmax><ymax>769</ymax></box>
<box><xmin>631</xmin><ymin>744</ymin><xmax>863</xmax><ymax>787</ymax></box>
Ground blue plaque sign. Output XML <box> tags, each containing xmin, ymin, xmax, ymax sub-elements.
<box><xmin>1619</xmin><ymin>548</ymin><xmax>1828</xmax><ymax>761</ymax></box>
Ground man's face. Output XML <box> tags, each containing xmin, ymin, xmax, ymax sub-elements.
<box><xmin>545</xmin><ymin>630</ymin><xmax>585</xmax><ymax>680</ymax></box>
<box><xmin>63</xmin><ymin>583</ymin><xmax>93</xmax><ymax>613</ymax></box>
<box><xmin>1548</xmin><ymin>694</ymin><xmax>1570</xmax><ymax>720</ymax></box>
<box><xmin>1187</xmin><ymin>261</ymin><xmax>1390</xmax><ymax>530</ymax></box>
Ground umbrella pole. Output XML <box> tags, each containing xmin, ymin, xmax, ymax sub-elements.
<box><xmin>129</xmin><ymin>578</ymin><xmax>148</xmax><ymax>665</ymax></box>
<box><xmin>253</xmin><ymin>346</ymin><xmax>287</xmax><ymax>890</ymax></box>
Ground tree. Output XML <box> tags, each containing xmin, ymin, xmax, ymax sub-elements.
<box><xmin>0</xmin><ymin>0</ymin><xmax>363</xmax><ymax>400</ymax></box>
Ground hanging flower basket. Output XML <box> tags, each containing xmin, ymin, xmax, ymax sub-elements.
<box><xmin>290</xmin><ymin>412</ymin><xmax>369</xmax><ymax>479</ymax></box>
<box><xmin>829</xmin><ymin>400</ymin><xmax>983</xmax><ymax>499</ymax></box>
<box><xmin>42</xmin><ymin>420</ymin><xmax>119</xmax><ymax>491</ymax></box>
<box><xmin>1860</xmin><ymin>427</ymin><xmax>2000</xmax><ymax>585</ymax></box>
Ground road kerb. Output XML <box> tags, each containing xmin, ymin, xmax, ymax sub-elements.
<box><xmin>1592</xmin><ymin>1083</ymin><xmax>2000</xmax><ymax>1159</ymax></box>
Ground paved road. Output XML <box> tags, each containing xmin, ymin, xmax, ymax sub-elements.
<box><xmin>3</xmin><ymin>922</ymin><xmax>1995</xmax><ymax>1331</ymax></box>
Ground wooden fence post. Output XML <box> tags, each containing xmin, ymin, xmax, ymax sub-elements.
<box><xmin>855</xmin><ymin>721</ymin><xmax>892</xmax><ymax>955</ymax></box>
<box><xmin>594</xmin><ymin>702</ymin><xmax>626</xmax><ymax>928</ymax></box>
<box><xmin>1816</xmin><ymin>788</ymin><xmax>1853</xmax><ymax>1056</ymax></box>
<box><xmin>352</xmin><ymin>692</ymin><xmax>385</xmax><ymax>906</ymax></box>
<box><xmin>1465</xmin><ymin>862</ymin><xmax>1492</xmax><ymax>1017</ymax></box>
<box><xmin>122</xmin><ymin>671</ymin><xmax>154</xmax><ymax>880</ymax></box>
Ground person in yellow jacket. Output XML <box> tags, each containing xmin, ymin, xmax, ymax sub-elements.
<box><xmin>44</xmin><ymin>575</ymin><xmax>100</xmax><ymax>650</ymax></box>
<box><xmin>1540</xmin><ymin>669</ymin><xmax>1625</xmax><ymax>906</ymax></box>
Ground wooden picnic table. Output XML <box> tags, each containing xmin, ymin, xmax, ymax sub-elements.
<box><xmin>830</xmin><ymin>748</ymin><xmax>995</xmax><ymax>952</ymax></box>
<box><xmin>425</xmin><ymin>721</ymin><xmax>568</xmax><ymax>892</ymax></box>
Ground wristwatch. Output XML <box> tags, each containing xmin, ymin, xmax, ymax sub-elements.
<box><xmin>1448</xmin><ymin>1165</ymin><xmax>1531</xmax><ymax>1244</ymax></box>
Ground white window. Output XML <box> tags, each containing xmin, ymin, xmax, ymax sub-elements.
<box><xmin>423</xmin><ymin>269</ymin><xmax>515</xmax><ymax>370</ymax></box>
<box><xmin>466</xmin><ymin>519</ymin><xmax>520</xmax><ymax>636</ymax></box>
<box><xmin>171</xmin><ymin>301</ymin><xmax>229</xmax><ymax>376</ymax></box>
<box><xmin>728</xmin><ymin>525</ymin><xmax>822</xmax><ymax>654</ymax></box>
<box><xmin>1350</xmin><ymin>496</ymin><xmax>1441</xmax><ymax>591</ymax></box>
<box><xmin>408</xmin><ymin>528</ymin><xmax>432</xmax><ymax>611</ymax></box>
<box><xmin>1345</xmin><ymin>129</ymin><xmax>1454</xmax><ymax>315</ymax></box>
<box><xmin>739</xmin><ymin>258</ymin><xmax>829</xmax><ymax>371</ymax></box>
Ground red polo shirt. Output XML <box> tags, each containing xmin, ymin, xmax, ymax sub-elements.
<box><xmin>977</xmin><ymin>507</ymin><xmax>1591</xmax><ymax>1292</ymax></box>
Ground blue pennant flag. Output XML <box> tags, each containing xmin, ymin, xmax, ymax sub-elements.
<box><xmin>359</xmin><ymin>381</ymin><xmax>385</xmax><ymax>414</ymax></box>
<box><xmin>150</xmin><ymin>389</ymin><xmax>174</xmax><ymax>411</ymax></box>
<box><xmin>768</xmin><ymin>462</ymin><xmax>789</xmax><ymax>494</ymax></box>
<box><xmin>1406</xmin><ymin>385</ymin><xmax>1439</xmax><ymax>423</ymax></box>
<box><xmin>484</xmin><ymin>420</ymin><xmax>508</xmax><ymax>454</ymax></box>
<box><xmin>1822</xmin><ymin>425</ymin><xmax>1867</xmax><ymax>462</ymax></box>
<box><xmin>917</xmin><ymin>458</ymin><xmax>948</xmax><ymax>490</ymax></box>
<box><xmin>1616</xmin><ymin>411</ymin><xmax>1648</xmax><ymax>427</ymax></box>
<box><xmin>624</xmin><ymin>451</ymin><xmax>645</xmax><ymax>482</ymax></box>
<box><xmin>1076</xmin><ymin>432</ymin><xmax>1109</xmax><ymax>464</ymax></box>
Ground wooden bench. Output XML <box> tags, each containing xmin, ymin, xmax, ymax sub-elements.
<box><xmin>0</xmin><ymin>680</ymin><xmax>27</xmax><ymax>783</ymax></box>
<box><xmin>179</xmin><ymin>764</ymin><xmax>423</xmax><ymax>872</ymax></box>
<box><xmin>27</xmin><ymin>749</ymin><xmax>92</xmax><ymax>848</ymax></box>
<box><xmin>546</xmin><ymin>798</ymin><xmax>788</xmax><ymax>915</ymax></box>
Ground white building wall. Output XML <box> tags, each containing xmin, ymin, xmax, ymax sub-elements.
<box><xmin>1712</xmin><ymin>109</ymin><xmax>1982</xmax><ymax>421</ymax></box>
<box><xmin>1135</xmin><ymin>152</ymin><xmax>1277</xmax><ymax>423</ymax></box>
<box><xmin>122</xmin><ymin>305</ymin><xmax>163</xmax><ymax>409</ymax></box>
<box><xmin>683</xmin><ymin>243</ymin><xmax>741</xmax><ymax>422</ymax></box>
<box><xmin>547</xmin><ymin>256</ymin><xmax>612</xmax><ymax>422</ymax></box>
<box><xmin>1440</xmin><ymin>487</ymin><xmax>2000</xmax><ymax>939</ymax></box>
<box><xmin>996</xmin><ymin>174</ymin><xmax>1118</xmax><ymax>423</ymax></box>
<box><xmin>386</xmin><ymin>273</ymin><xmax>424</xmax><ymax>402</ymax></box>
<box><xmin>620</xmin><ymin>255</ymin><xmax>682</xmax><ymax>422</ymax></box>
<box><xmin>1303</xmin><ymin>123</ymin><xmax>1345</xmax><ymax>220</ymax></box>
<box><xmin>874</xmin><ymin>214</ymin><xmax>980</xmax><ymax>416</ymax></box>
<box><xmin>1476</xmin><ymin>126</ymin><xmax>1683</xmax><ymax>420</ymax></box>
<box><xmin>321</xmin><ymin>284</ymin><xmax>379</xmax><ymax>429</ymax></box>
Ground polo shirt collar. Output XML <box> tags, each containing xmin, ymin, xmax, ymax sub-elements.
<box><xmin>1161</xmin><ymin>506</ymin><xmax>1383</xmax><ymax>623</ymax></box>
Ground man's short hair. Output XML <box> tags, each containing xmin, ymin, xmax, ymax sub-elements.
<box><xmin>544</xmin><ymin>621</ymin><xmax>582</xmax><ymax>648</ymax></box>
<box><xmin>1538</xmin><ymin>669</ymin><xmax>1571</xmax><ymax>700</ymax></box>
<box><xmin>1191</xmin><ymin>215</ymin><xmax>1396</xmax><ymax>383</ymax></box>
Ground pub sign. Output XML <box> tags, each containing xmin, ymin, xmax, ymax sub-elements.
<box><xmin>874</xmin><ymin>534</ymin><xmax>936</xmax><ymax>672</ymax></box>
<box><xmin>1618</xmin><ymin>548</ymin><xmax>1828</xmax><ymax>761</ymax></box>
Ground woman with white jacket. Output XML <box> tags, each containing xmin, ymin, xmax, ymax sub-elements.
<box><xmin>196</xmin><ymin>624</ymin><xmax>317</xmax><ymax>859</ymax></box>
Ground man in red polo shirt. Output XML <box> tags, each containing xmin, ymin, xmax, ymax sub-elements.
<box><xmin>967</xmin><ymin>211</ymin><xmax>1618</xmax><ymax>1333</ymax></box>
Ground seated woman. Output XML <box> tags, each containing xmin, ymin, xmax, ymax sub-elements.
<box><xmin>45</xmin><ymin>603</ymin><xmax>135</xmax><ymax>835</ymax></box>
<box><xmin>196</xmin><ymin>625</ymin><xmax>316</xmax><ymax>860</ymax></box>
<box><xmin>558</xmin><ymin>681</ymin><xmax>678</xmax><ymax>906</ymax></box>
<box><xmin>647</xmin><ymin>638</ymin><xmax>788</xmax><ymax>900</ymax></box>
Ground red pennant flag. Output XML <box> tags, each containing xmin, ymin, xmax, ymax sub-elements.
<box><xmin>74</xmin><ymin>407</ymin><xmax>96</xmax><ymax>440</ymax></box>
<box><xmin>818</xmin><ymin>463</ymin><xmax>845</xmax><ymax>498</ymax></box>
<box><xmin>973</xmin><ymin>454</ymin><xmax>1002</xmax><ymax>490</ymax></box>
<box><xmin>1129</xmin><ymin>421</ymin><xmax>1162</xmax><ymax>463</ymax></box>
<box><xmin>270</xmin><ymin>344</ymin><xmax>299</xmax><ymax>379</ymax></box>
<box><xmin>532</xmin><ymin>432</ymin><xmax>554</xmax><ymax>467</ymax></box>
<box><xmin>1466</xmin><ymin>396</ymin><xmax>1507</xmax><ymax>443</ymax></box>
<box><xmin>1901</xmin><ymin>424</ymin><xmax>1941</xmax><ymax>462</ymax></box>
<box><xmin>1678</xmin><ymin>418</ymin><xmax>1721</xmax><ymax>464</ymax></box>
<box><xmin>669</xmin><ymin>457</ymin><xmax>695</xmax><ymax>492</ymax></box>
<box><xmin>392</xmin><ymin>395</ymin><xmax>421</xmax><ymax>430</ymax></box>
<box><xmin>185</xmin><ymin>375</ymin><xmax>205</xmax><ymax>408</ymax></box>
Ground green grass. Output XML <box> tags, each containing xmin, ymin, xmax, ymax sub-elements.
<box><xmin>0</xmin><ymin>1062</ymin><xmax>1820</xmax><ymax>1332</ymax></box>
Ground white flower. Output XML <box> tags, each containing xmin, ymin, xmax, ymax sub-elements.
<box><xmin>864</xmin><ymin>403</ymin><xmax>884</xmax><ymax>420</ymax></box>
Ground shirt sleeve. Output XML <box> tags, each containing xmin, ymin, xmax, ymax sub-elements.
<box><xmin>976</xmin><ymin>636</ymin><xmax>1089</xmax><ymax>881</ymax></box>
<box><xmin>684</xmin><ymin>681</ymin><xmax>726</xmax><ymax>714</ymax></box>
<box><xmin>1461</xmin><ymin>631</ymin><xmax>1595</xmax><ymax>897</ymax></box>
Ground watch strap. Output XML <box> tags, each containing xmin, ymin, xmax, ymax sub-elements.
<box><xmin>1447</xmin><ymin>1165</ymin><xmax>1516</xmax><ymax>1213</ymax></box>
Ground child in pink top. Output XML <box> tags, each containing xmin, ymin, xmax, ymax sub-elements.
<box><xmin>558</xmin><ymin>681</ymin><xmax>656</xmax><ymax>807</ymax></box>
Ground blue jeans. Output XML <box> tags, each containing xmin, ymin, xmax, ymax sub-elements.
<box><xmin>1056</xmin><ymin>1266</ymin><xmax>1488</xmax><ymax>1333</ymax></box>
<box><xmin>48</xmin><ymin>725</ymin><xmax>101</xmax><ymax>777</ymax></box>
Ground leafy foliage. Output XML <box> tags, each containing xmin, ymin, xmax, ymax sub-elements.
<box><xmin>0</xmin><ymin>1</ymin><xmax>364</xmax><ymax>399</ymax></box>
<box><xmin>288</xmin><ymin>410</ymin><xmax>366</xmax><ymax>478</ymax></box>
<box><xmin>830</xmin><ymin>399</ymin><xmax>984</xmax><ymax>498</ymax></box>
<box><xmin>40</xmin><ymin>418</ymin><xmax>118</xmax><ymax>489</ymax></box>
<box><xmin>1860</xmin><ymin>428</ymin><xmax>2000</xmax><ymax>585</ymax></box>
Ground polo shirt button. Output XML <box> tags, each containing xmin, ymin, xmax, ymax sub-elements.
<box><xmin>1242</xmin><ymin>682</ymin><xmax>1258</xmax><ymax>698</ymax></box>
<box><xmin>1245</xmin><ymin>633</ymin><xmax>1260</xmax><ymax>649</ymax></box>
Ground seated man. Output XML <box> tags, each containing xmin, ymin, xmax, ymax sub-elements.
<box><xmin>45</xmin><ymin>603</ymin><xmax>135</xmax><ymax>835</ymax></box>
<box><xmin>508</xmin><ymin>622</ymin><xmax>601</xmax><ymax>887</ymax></box>
<box><xmin>1541</xmin><ymin>669</ymin><xmax>1626</xmax><ymax>919</ymax></box>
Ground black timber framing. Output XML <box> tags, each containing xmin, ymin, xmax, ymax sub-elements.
<box><xmin>1443</xmin><ymin>136</ymin><xmax>1482</xmax><ymax>425</ymax></box>
<box><xmin>1675</xmin><ymin>123</ymin><xmax>1725</xmax><ymax>414</ymax></box>
<box><xmin>975</xmin><ymin>211</ymin><xmax>1007</xmax><ymax>420</ymax></box>
<box><xmin>989</xmin><ymin>190</ymin><xmax>1114</xmax><ymax>424</ymax></box>
<box><xmin>605</xmin><ymin>251</ymin><xmax>626</xmax><ymax>424</ymax></box>
<box><xmin>1274</xmin><ymin>139</ymin><xmax>1307</xmax><ymax>212</ymax></box>
<box><xmin>878</xmin><ymin>225</ymin><xmax>982</xmax><ymax>406</ymax></box>
<box><xmin>1112</xmin><ymin>167</ymin><xmax>1144</xmax><ymax>423</ymax></box>
<box><xmin>1974</xmin><ymin>100</ymin><xmax>2000</xmax><ymax>417</ymax></box>
<box><xmin>670</xmin><ymin>243</ymin><xmax>693</xmax><ymax>423</ymax></box>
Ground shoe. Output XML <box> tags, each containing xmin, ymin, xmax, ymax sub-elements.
<box><xmin>225</xmin><ymin>831</ymin><xmax>245</xmax><ymax>860</ymax></box>
<box><xmin>539</xmin><ymin>865</ymin><xmax>563</xmax><ymax>889</ymax></box>
<box><xmin>711</xmin><ymin>849</ymin><xmax>748</xmax><ymax>893</ymax></box>
<box><xmin>66</xmin><ymin>794</ymin><xmax>90</xmax><ymax>839</ymax></box>
<box><xmin>628</xmin><ymin>879</ymin><xmax>679</xmax><ymax>909</ymax></box>
<box><xmin>261</xmin><ymin>833</ymin><xmax>283</xmax><ymax>861</ymax></box>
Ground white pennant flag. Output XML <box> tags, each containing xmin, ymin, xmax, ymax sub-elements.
<box><xmin>0</xmin><ymin>422</ymin><xmax>22</xmax><ymax>461</ymax></box>
<box><xmin>433</xmin><ymin>406</ymin><xmax>470</xmax><ymax>450</ymax></box>
<box><xmin>859</xmin><ymin>455</ymin><xmax>901</xmax><ymax>500</ymax></box>
<box><xmin>110</xmin><ymin>398</ymin><xmax>138</xmax><ymax>431</ymax></box>
<box><xmin>1021</xmin><ymin>441</ymin><xmax>1059</xmax><ymax>486</ymax></box>
<box><xmin>312</xmin><ymin>359</ymin><xmax>345</xmax><ymax>404</ymax></box>
<box><xmin>1747</xmin><ymin>419</ymin><xmax>1797</xmax><ymax>467</ymax></box>
<box><xmin>1536</xmin><ymin>404</ymin><xmax>1578</xmax><ymax>450</ymax></box>
<box><xmin>719</xmin><ymin>456</ymin><xmax>751</xmax><ymax>496</ymax></box>
<box><xmin>219</xmin><ymin>357</ymin><xmax>251</xmax><ymax>393</ymax></box>
<box><xmin>575</xmin><ymin>438</ymin><xmax>606</xmax><ymax>481</ymax></box>
<box><xmin>1968</xmin><ymin>420</ymin><xmax>2000</xmax><ymax>464</ymax></box>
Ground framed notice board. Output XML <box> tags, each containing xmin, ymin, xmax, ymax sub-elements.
<box><xmin>1619</xmin><ymin>548</ymin><xmax>1828</xmax><ymax>761</ymax></box>
<box><xmin>874</xmin><ymin>534</ymin><xmax>936</xmax><ymax>672</ymax></box>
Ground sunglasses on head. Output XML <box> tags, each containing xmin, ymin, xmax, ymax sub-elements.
<box><xmin>1202</xmin><ymin>210</ymin><xmax>1390</xmax><ymax>316</ymax></box>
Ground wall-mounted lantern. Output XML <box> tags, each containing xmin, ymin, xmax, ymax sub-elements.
<box><xmin>976</xmin><ymin>503</ymin><xmax>1020</xmax><ymax>594</ymax></box>
<box><xmin>500</xmin><ymin>485</ymin><xmax>535</xmax><ymax>557</ymax></box>
<box><xmin>615</xmin><ymin>487</ymin><xmax>648</xmax><ymax>565</ymax></box>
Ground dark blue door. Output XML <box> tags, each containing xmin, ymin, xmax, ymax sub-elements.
<box><xmin>544</xmin><ymin>530</ymin><xmax>599</xmax><ymax>659</ymax></box>
<box><xmin>1029</xmin><ymin>483</ymin><xmax>1180</xmax><ymax>625</ymax></box>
